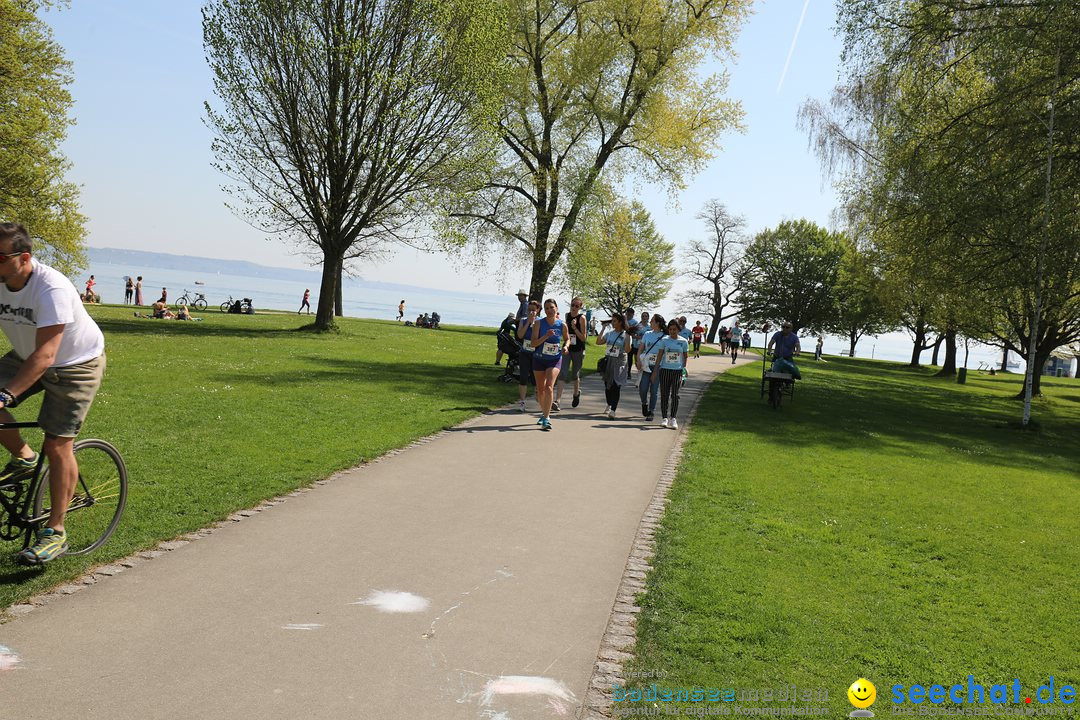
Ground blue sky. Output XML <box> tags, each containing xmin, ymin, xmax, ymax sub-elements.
<box><xmin>45</xmin><ymin>0</ymin><xmax>843</xmax><ymax>296</ymax></box>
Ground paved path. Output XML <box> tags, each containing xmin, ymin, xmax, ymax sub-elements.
<box><xmin>0</xmin><ymin>353</ymin><xmax>754</xmax><ymax>720</ymax></box>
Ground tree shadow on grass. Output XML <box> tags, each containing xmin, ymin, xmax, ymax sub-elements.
<box><xmin>708</xmin><ymin>357</ymin><xmax>1080</xmax><ymax>478</ymax></box>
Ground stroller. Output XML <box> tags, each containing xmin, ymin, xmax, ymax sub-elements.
<box><xmin>496</xmin><ymin>330</ymin><xmax>521</xmax><ymax>383</ymax></box>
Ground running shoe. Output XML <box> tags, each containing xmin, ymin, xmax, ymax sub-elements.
<box><xmin>660</xmin><ymin>417</ymin><xmax>669</xmax><ymax>427</ymax></box>
<box><xmin>541</xmin><ymin>417</ymin><xmax>552</xmax><ymax>431</ymax></box>
<box><xmin>0</xmin><ymin>453</ymin><xmax>38</xmax><ymax>488</ymax></box>
<box><xmin>642</xmin><ymin>403</ymin><xmax>649</xmax><ymax>417</ymax></box>
<box><xmin>16</xmin><ymin>527</ymin><xmax>68</xmax><ymax>565</ymax></box>
<box><xmin>552</xmin><ymin>400</ymin><xmax>561</xmax><ymax>412</ymax></box>
<box><xmin>572</xmin><ymin>393</ymin><xmax>580</xmax><ymax>408</ymax></box>
<box><xmin>518</xmin><ymin>400</ymin><xmax>526</xmax><ymax>412</ymax></box>
<box><xmin>646</xmin><ymin>413</ymin><xmax>655</xmax><ymax>422</ymax></box>
<box><xmin>670</xmin><ymin>418</ymin><xmax>679</xmax><ymax>430</ymax></box>
<box><xmin>606</xmin><ymin>408</ymin><xmax>615</xmax><ymax>420</ymax></box>
<box><xmin>537</xmin><ymin>416</ymin><xmax>545</xmax><ymax>425</ymax></box>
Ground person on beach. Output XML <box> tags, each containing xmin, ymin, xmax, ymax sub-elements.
<box><xmin>555</xmin><ymin>297</ymin><xmax>588</xmax><ymax>410</ymax></box>
<box><xmin>653</xmin><ymin>319</ymin><xmax>689</xmax><ymax>429</ymax></box>
<box><xmin>597</xmin><ymin>314</ymin><xmax>631</xmax><ymax>419</ymax></box>
<box><xmin>516</xmin><ymin>299</ymin><xmax>541</xmax><ymax>412</ymax></box>
<box><xmin>636</xmin><ymin>314</ymin><xmax>666</xmax><ymax>422</ymax></box>
<box><xmin>397</xmin><ymin>300</ymin><xmax>405</xmax><ymax>322</ymax></box>
<box><xmin>0</xmin><ymin>223</ymin><xmax>106</xmax><ymax>564</ymax></box>
<box><xmin>124</xmin><ymin>276</ymin><xmax>133</xmax><ymax>304</ymax></box>
<box><xmin>530</xmin><ymin>299</ymin><xmax>567</xmax><ymax>430</ymax></box>
<box><xmin>691</xmin><ymin>321</ymin><xmax>705</xmax><ymax>358</ymax></box>
<box><xmin>297</xmin><ymin>289</ymin><xmax>312</xmax><ymax>314</ymax></box>
<box><xmin>730</xmin><ymin>321</ymin><xmax>743</xmax><ymax>364</ymax></box>
<box><xmin>134</xmin><ymin>276</ymin><xmax>143</xmax><ymax>306</ymax></box>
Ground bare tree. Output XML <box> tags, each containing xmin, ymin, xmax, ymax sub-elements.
<box><xmin>677</xmin><ymin>201</ymin><xmax>745</xmax><ymax>343</ymax></box>
<box><xmin>203</xmin><ymin>0</ymin><xmax>504</xmax><ymax>330</ymax></box>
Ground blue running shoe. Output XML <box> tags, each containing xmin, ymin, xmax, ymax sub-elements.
<box><xmin>16</xmin><ymin>527</ymin><xmax>68</xmax><ymax>565</ymax></box>
<box><xmin>541</xmin><ymin>417</ymin><xmax>552</xmax><ymax>431</ymax></box>
<box><xmin>0</xmin><ymin>453</ymin><xmax>38</xmax><ymax>488</ymax></box>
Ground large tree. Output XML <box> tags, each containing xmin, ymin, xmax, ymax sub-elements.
<box><xmin>677</xmin><ymin>200</ymin><xmax>744</xmax><ymax>344</ymax></box>
<box><xmin>0</xmin><ymin>0</ymin><xmax>85</xmax><ymax>273</ymax></box>
<box><xmin>828</xmin><ymin>237</ymin><xmax>896</xmax><ymax>357</ymax></box>
<box><xmin>805</xmin><ymin>0</ymin><xmax>1080</xmax><ymax>423</ymax></box>
<box><xmin>446</xmin><ymin>0</ymin><xmax>752</xmax><ymax>298</ymax></box>
<box><xmin>562</xmin><ymin>192</ymin><xmax>674</xmax><ymax>316</ymax></box>
<box><xmin>738</xmin><ymin>219</ymin><xmax>846</xmax><ymax>335</ymax></box>
<box><xmin>203</xmin><ymin>0</ymin><xmax>505</xmax><ymax>331</ymax></box>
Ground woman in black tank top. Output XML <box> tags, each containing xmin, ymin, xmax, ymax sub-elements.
<box><xmin>556</xmin><ymin>297</ymin><xmax>588</xmax><ymax>409</ymax></box>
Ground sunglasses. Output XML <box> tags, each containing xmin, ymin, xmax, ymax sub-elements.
<box><xmin>0</xmin><ymin>252</ymin><xmax>24</xmax><ymax>264</ymax></box>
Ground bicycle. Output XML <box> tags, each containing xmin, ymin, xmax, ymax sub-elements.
<box><xmin>760</xmin><ymin>351</ymin><xmax>797</xmax><ymax>410</ymax></box>
<box><xmin>219</xmin><ymin>296</ymin><xmax>253</xmax><ymax>313</ymax></box>
<box><xmin>0</xmin><ymin>421</ymin><xmax>128</xmax><ymax>561</ymax></box>
<box><xmin>176</xmin><ymin>289</ymin><xmax>208</xmax><ymax>310</ymax></box>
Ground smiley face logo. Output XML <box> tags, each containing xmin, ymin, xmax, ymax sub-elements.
<box><xmin>848</xmin><ymin>679</ymin><xmax>877</xmax><ymax>709</ymax></box>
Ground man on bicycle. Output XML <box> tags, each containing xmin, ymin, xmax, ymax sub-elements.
<box><xmin>766</xmin><ymin>321</ymin><xmax>802</xmax><ymax>379</ymax></box>
<box><xmin>0</xmin><ymin>223</ymin><xmax>106</xmax><ymax>564</ymax></box>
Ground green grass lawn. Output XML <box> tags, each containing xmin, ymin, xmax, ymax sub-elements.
<box><xmin>0</xmin><ymin>306</ymin><xmax>564</xmax><ymax>608</ymax></box>
<box><xmin>622</xmin><ymin>356</ymin><xmax>1080</xmax><ymax>715</ymax></box>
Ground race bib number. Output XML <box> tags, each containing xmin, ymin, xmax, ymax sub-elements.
<box><xmin>522</xmin><ymin>339</ymin><xmax>533</xmax><ymax>351</ymax></box>
<box><xmin>606</xmin><ymin>344</ymin><xmax>622</xmax><ymax>357</ymax></box>
<box><xmin>644</xmin><ymin>353</ymin><xmax>657</xmax><ymax>368</ymax></box>
<box><xmin>542</xmin><ymin>342</ymin><xmax>560</xmax><ymax>356</ymax></box>
<box><xmin>665</xmin><ymin>351</ymin><xmax>682</xmax><ymax>365</ymax></box>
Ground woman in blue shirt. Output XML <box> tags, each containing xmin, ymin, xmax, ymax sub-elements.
<box><xmin>651</xmin><ymin>319</ymin><xmax>689</xmax><ymax>429</ymax></box>
<box><xmin>530</xmin><ymin>298</ymin><xmax>568</xmax><ymax>430</ymax></box>
<box><xmin>595</xmin><ymin>313</ymin><xmax>632</xmax><ymax>419</ymax></box>
<box><xmin>635</xmin><ymin>314</ymin><xmax>666</xmax><ymax>421</ymax></box>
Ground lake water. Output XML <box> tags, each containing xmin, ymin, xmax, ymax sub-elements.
<box><xmin>81</xmin><ymin>260</ymin><xmax>1020</xmax><ymax>371</ymax></box>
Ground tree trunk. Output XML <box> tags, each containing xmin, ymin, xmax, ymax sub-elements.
<box><xmin>313</xmin><ymin>251</ymin><xmax>343</xmax><ymax>331</ymax></box>
<box><xmin>335</xmin><ymin>268</ymin><xmax>344</xmax><ymax>317</ymax></box>
<box><xmin>1016</xmin><ymin>348</ymin><xmax>1050</xmax><ymax>399</ymax></box>
<box><xmin>528</xmin><ymin>251</ymin><xmax>557</xmax><ymax>301</ymax></box>
<box><xmin>935</xmin><ymin>329</ymin><xmax>957</xmax><ymax>376</ymax></box>
<box><xmin>848</xmin><ymin>328</ymin><xmax>858</xmax><ymax>357</ymax></box>
<box><xmin>1001</xmin><ymin>347</ymin><xmax>1009</xmax><ymax>372</ymax></box>
<box><xmin>910</xmin><ymin>326</ymin><xmax>926</xmax><ymax>367</ymax></box>
<box><xmin>930</xmin><ymin>334</ymin><xmax>945</xmax><ymax>366</ymax></box>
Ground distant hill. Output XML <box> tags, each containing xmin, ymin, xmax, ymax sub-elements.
<box><xmin>87</xmin><ymin>246</ymin><xmax>501</xmax><ymax>298</ymax></box>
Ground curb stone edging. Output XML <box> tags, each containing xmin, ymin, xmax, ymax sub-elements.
<box><xmin>0</xmin><ymin>406</ymin><xmax>499</xmax><ymax>624</ymax></box>
<box><xmin>580</xmin><ymin>358</ymin><xmax>746</xmax><ymax>719</ymax></box>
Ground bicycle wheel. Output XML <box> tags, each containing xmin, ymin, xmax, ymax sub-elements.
<box><xmin>193</xmin><ymin>298</ymin><xmax>207</xmax><ymax>310</ymax></box>
<box><xmin>220</xmin><ymin>301</ymin><xmax>231</xmax><ymax>313</ymax></box>
<box><xmin>768</xmin><ymin>380</ymin><xmax>782</xmax><ymax>409</ymax></box>
<box><xmin>33</xmin><ymin>439</ymin><xmax>128</xmax><ymax>556</ymax></box>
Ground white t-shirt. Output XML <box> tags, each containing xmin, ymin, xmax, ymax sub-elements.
<box><xmin>0</xmin><ymin>258</ymin><xmax>105</xmax><ymax>366</ymax></box>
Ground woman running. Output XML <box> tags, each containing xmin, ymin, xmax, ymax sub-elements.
<box><xmin>556</xmin><ymin>296</ymin><xmax>588</xmax><ymax>410</ymax></box>
<box><xmin>652</xmin><ymin>319</ymin><xmax>689</xmax><ymax>429</ymax></box>
<box><xmin>530</xmin><ymin>298</ymin><xmax>568</xmax><ymax>430</ymax></box>
<box><xmin>636</xmin><ymin>314</ymin><xmax>666</xmax><ymax>421</ymax></box>
<box><xmin>596</xmin><ymin>313</ymin><xmax>631</xmax><ymax>419</ymax></box>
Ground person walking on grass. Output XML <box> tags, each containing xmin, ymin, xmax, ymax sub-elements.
<box><xmin>636</xmin><ymin>314</ymin><xmax>666</xmax><ymax>422</ymax></box>
<box><xmin>516</xmin><ymin>299</ymin><xmax>541</xmax><ymax>412</ymax></box>
<box><xmin>298</xmin><ymin>289</ymin><xmax>311</xmax><ymax>314</ymax></box>
<box><xmin>556</xmin><ymin>297</ymin><xmax>588</xmax><ymax>410</ymax></box>
<box><xmin>530</xmin><ymin>298</ymin><xmax>567</xmax><ymax>431</ymax></box>
<box><xmin>652</xmin><ymin>319</ymin><xmax>689</xmax><ymax>429</ymax></box>
<box><xmin>597</xmin><ymin>314</ymin><xmax>631</xmax><ymax>419</ymax></box>
<box><xmin>0</xmin><ymin>223</ymin><xmax>106</xmax><ymax>564</ymax></box>
<box><xmin>398</xmin><ymin>300</ymin><xmax>405</xmax><ymax>322</ymax></box>
<box><xmin>691</xmin><ymin>320</ymin><xmax>705</xmax><ymax>358</ymax></box>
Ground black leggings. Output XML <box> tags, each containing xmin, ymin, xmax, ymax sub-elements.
<box><xmin>659</xmin><ymin>368</ymin><xmax>682</xmax><ymax>418</ymax></box>
<box><xmin>605</xmin><ymin>383</ymin><xmax>622</xmax><ymax>410</ymax></box>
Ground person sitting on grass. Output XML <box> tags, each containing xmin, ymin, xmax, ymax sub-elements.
<box><xmin>766</xmin><ymin>322</ymin><xmax>802</xmax><ymax>379</ymax></box>
<box><xmin>151</xmin><ymin>300</ymin><xmax>174</xmax><ymax>319</ymax></box>
<box><xmin>176</xmin><ymin>304</ymin><xmax>193</xmax><ymax>321</ymax></box>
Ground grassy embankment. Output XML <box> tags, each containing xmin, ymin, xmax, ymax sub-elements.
<box><xmin>622</xmin><ymin>355</ymin><xmax>1080</xmax><ymax>715</ymax></box>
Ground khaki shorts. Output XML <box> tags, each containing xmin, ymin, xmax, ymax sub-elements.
<box><xmin>0</xmin><ymin>351</ymin><xmax>105</xmax><ymax>437</ymax></box>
